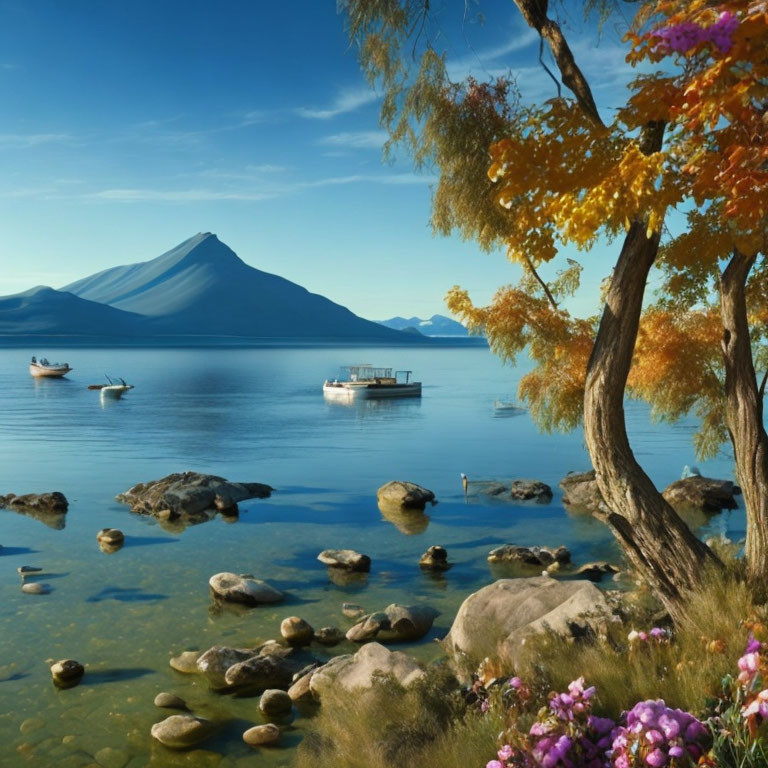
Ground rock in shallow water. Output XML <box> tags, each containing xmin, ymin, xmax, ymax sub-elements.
<box><xmin>280</xmin><ymin>616</ymin><xmax>314</xmax><ymax>646</ymax></box>
<box><xmin>509</xmin><ymin>479</ymin><xmax>553</xmax><ymax>503</ymax></box>
<box><xmin>224</xmin><ymin>653</ymin><xmax>294</xmax><ymax>691</ymax></box>
<box><xmin>259</xmin><ymin>689</ymin><xmax>292</xmax><ymax>716</ymax></box>
<box><xmin>208</xmin><ymin>572</ymin><xmax>284</xmax><ymax>605</ymax></box>
<box><xmin>116</xmin><ymin>472</ymin><xmax>272</xmax><ymax>522</ymax></box>
<box><xmin>243</xmin><ymin>723</ymin><xmax>280</xmax><ymax>747</ymax></box>
<box><xmin>317</xmin><ymin>549</ymin><xmax>371</xmax><ymax>572</ymax></box>
<box><xmin>419</xmin><ymin>545</ymin><xmax>451</xmax><ymax>571</ymax></box>
<box><xmin>376</xmin><ymin>481</ymin><xmax>435</xmax><ymax>509</ymax></box>
<box><xmin>487</xmin><ymin>544</ymin><xmax>571</xmax><ymax>567</ymax></box>
<box><xmin>50</xmin><ymin>659</ymin><xmax>84</xmax><ymax>688</ymax></box>
<box><xmin>169</xmin><ymin>651</ymin><xmax>200</xmax><ymax>674</ymax></box>
<box><xmin>196</xmin><ymin>645</ymin><xmax>254</xmax><ymax>688</ymax></box>
<box><xmin>97</xmin><ymin>528</ymin><xmax>124</xmax><ymax>545</ymax></box>
<box><xmin>0</xmin><ymin>491</ymin><xmax>68</xmax><ymax>513</ymax></box>
<box><xmin>662</xmin><ymin>475</ymin><xmax>741</xmax><ymax>512</ymax></box>
<box><xmin>150</xmin><ymin>714</ymin><xmax>213</xmax><ymax>749</ymax></box>
<box><xmin>313</xmin><ymin>626</ymin><xmax>345</xmax><ymax>646</ymax></box>
<box><xmin>154</xmin><ymin>692</ymin><xmax>188</xmax><ymax>710</ymax></box>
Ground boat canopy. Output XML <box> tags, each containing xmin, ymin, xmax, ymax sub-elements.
<box><xmin>341</xmin><ymin>365</ymin><xmax>392</xmax><ymax>380</ymax></box>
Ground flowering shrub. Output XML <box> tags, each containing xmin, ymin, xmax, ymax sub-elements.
<box><xmin>610</xmin><ymin>700</ymin><xmax>709</xmax><ymax>767</ymax></box>
<box><xmin>627</xmin><ymin>628</ymin><xmax>671</xmax><ymax>646</ymax></box>
<box><xmin>654</xmin><ymin>10</ymin><xmax>739</xmax><ymax>54</ymax></box>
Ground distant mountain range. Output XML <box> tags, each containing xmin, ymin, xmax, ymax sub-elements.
<box><xmin>378</xmin><ymin>314</ymin><xmax>470</xmax><ymax>337</ymax></box>
<box><xmin>0</xmin><ymin>233</ymin><xmax>422</xmax><ymax>343</ymax></box>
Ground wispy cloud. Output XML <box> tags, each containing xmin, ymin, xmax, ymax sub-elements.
<box><xmin>445</xmin><ymin>27</ymin><xmax>539</xmax><ymax>81</ymax></box>
<box><xmin>317</xmin><ymin>130</ymin><xmax>388</xmax><ymax>150</ymax></box>
<box><xmin>81</xmin><ymin>172</ymin><xmax>434</xmax><ymax>203</ymax></box>
<box><xmin>0</xmin><ymin>133</ymin><xmax>71</xmax><ymax>148</ymax></box>
<box><xmin>296</xmin><ymin>87</ymin><xmax>378</xmax><ymax>120</ymax></box>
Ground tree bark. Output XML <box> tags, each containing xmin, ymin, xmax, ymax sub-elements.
<box><xmin>582</xmin><ymin>125</ymin><xmax>721</xmax><ymax>617</ymax></box>
<box><xmin>720</xmin><ymin>249</ymin><xmax>768</xmax><ymax>587</ymax></box>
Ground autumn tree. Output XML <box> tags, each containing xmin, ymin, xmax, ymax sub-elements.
<box><xmin>342</xmin><ymin>0</ymin><xmax>768</xmax><ymax>613</ymax></box>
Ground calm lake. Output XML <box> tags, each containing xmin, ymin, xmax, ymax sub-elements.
<box><xmin>0</xmin><ymin>345</ymin><xmax>744</xmax><ymax>767</ymax></box>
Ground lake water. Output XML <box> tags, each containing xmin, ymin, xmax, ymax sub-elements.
<box><xmin>0</xmin><ymin>345</ymin><xmax>744</xmax><ymax>767</ymax></box>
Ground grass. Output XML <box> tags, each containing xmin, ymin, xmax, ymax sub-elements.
<box><xmin>295</xmin><ymin>665</ymin><xmax>503</xmax><ymax>768</ymax></box>
<box><xmin>293</xmin><ymin>571</ymin><xmax>768</xmax><ymax>768</ymax></box>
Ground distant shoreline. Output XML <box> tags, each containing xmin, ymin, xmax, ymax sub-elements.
<box><xmin>0</xmin><ymin>335</ymin><xmax>489</xmax><ymax>349</ymax></box>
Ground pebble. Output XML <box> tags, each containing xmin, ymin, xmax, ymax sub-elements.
<box><xmin>341</xmin><ymin>602</ymin><xmax>365</xmax><ymax>620</ymax></box>
<box><xmin>242</xmin><ymin>723</ymin><xmax>280</xmax><ymax>747</ymax></box>
<box><xmin>97</xmin><ymin>528</ymin><xmax>125</xmax><ymax>545</ymax></box>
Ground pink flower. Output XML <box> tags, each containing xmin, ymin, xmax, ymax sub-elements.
<box><xmin>486</xmin><ymin>761</ymin><xmax>504</xmax><ymax>768</ymax></box>
<box><xmin>497</xmin><ymin>745</ymin><xmax>513</xmax><ymax>761</ymax></box>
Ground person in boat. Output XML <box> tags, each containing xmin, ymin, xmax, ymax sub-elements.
<box><xmin>31</xmin><ymin>356</ymin><xmax>36</xmax><ymax>364</ymax></box>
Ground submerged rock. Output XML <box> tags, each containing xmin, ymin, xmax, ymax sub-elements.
<box><xmin>243</xmin><ymin>723</ymin><xmax>281</xmax><ymax>747</ymax></box>
<box><xmin>341</xmin><ymin>602</ymin><xmax>366</xmax><ymax>620</ymax></box>
<box><xmin>50</xmin><ymin>659</ymin><xmax>84</xmax><ymax>688</ymax></box>
<box><xmin>116</xmin><ymin>472</ymin><xmax>272</xmax><ymax>523</ymax></box>
<box><xmin>376</xmin><ymin>481</ymin><xmax>435</xmax><ymax>510</ymax></box>
<box><xmin>487</xmin><ymin>544</ymin><xmax>571</xmax><ymax>567</ymax></box>
<box><xmin>662</xmin><ymin>475</ymin><xmax>740</xmax><ymax>513</ymax></box>
<box><xmin>208</xmin><ymin>572</ymin><xmax>284</xmax><ymax>605</ymax></box>
<box><xmin>443</xmin><ymin>577</ymin><xmax>612</xmax><ymax>680</ymax></box>
<box><xmin>509</xmin><ymin>480</ymin><xmax>553</xmax><ymax>503</ymax></box>
<box><xmin>309</xmin><ymin>643</ymin><xmax>424</xmax><ymax>700</ymax></box>
<box><xmin>317</xmin><ymin>549</ymin><xmax>371</xmax><ymax>572</ymax></box>
<box><xmin>150</xmin><ymin>714</ymin><xmax>213</xmax><ymax>749</ymax></box>
<box><xmin>419</xmin><ymin>545</ymin><xmax>451</xmax><ymax>572</ymax></box>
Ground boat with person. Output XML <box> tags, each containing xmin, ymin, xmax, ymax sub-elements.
<box><xmin>29</xmin><ymin>356</ymin><xmax>72</xmax><ymax>378</ymax></box>
<box><xmin>88</xmin><ymin>375</ymin><xmax>134</xmax><ymax>399</ymax></box>
<box><xmin>323</xmin><ymin>365</ymin><xmax>421</xmax><ymax>399</ymax></box>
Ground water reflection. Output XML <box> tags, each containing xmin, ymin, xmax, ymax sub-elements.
<box><xmin>378</xmin><ymin>499</ymin><xmax>431</xmax><ymax>534</ymax></box>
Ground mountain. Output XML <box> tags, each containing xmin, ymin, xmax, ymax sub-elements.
<box><xmin>379</xmin><ymin>314</ymin><xmax>469</xmax><ymax>337</ymax></box>
<box><xmin>0</xmin><ymin>286</ymin><xmax>151</xmax><ymax>337</ymax></box>
<box><xmin>61</xmin><ymin>233</ymin><xmax>414</xmax><ymax>340</ymax></box>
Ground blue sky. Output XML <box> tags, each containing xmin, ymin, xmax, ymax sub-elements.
<box><xmin>0</xmin><ymin>0</ymin><xmax>647</xmax><ymax>320</ymax></box>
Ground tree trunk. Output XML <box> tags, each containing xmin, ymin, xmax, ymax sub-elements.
<box><xmin>720</xmin><ymin>250</ymin><xmax>768</xmax><ymax>587</ymax></box>
<box><xmin>583</xmin><ymin>124</ymin><xmax>721</xmax><ymax>617</ymax></box>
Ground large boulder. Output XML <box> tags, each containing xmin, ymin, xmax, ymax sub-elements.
<box><xmin>208</xmin><ymin>573</ymin><xmax>284</xmax><ymax>605</ymax></box>
<box><xmin>443</xmin><ymin>577</ymin><xmax>612</xmax><ymax>680</ymax></box>
<box><xmin>487</xmin><ymin>544</ymin><xmax>571</xmax><ymax>567</ymax></box>
<box><xmin>116</xmin><ymin>472</ymin><xmax>272</xmax><ymax>523</ymax></box>
<box><xmin>150</xmin><ymin>715</ymin><xmax>213</xmax><ymax>749</ymax></box>
<box><xmin>309</xmin><ymin>643</ymin><xmax>425</xmax><ymax>700</ymax></box>
<box><xmin>662</xmin><ymin>475</ymin><xmax>740</xmax><ymax>513</ymax></box>
<box><xmin>376</xmin><ymin>481</ymin><xmax>435</xmax><ymax>510</ymax></box>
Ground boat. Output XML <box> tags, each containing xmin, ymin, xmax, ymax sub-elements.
<box><xmin>323</xmin><ymin>365</ymin><xmax>421</xmax><ymax>399</ymax></box>
<box><xmin>88</xmin><ymin>376</ymin><xmax>134</xmax><ymax>399</ymax></box>
<box><xmin>29</xmin><ymin>356</ymin><xmax>72</xmax><ymax>378</ymax></box>
<box><xmin>493</xmin><ymin>400</ymin><xmax>524</xmax><ymax>411</ymax></box>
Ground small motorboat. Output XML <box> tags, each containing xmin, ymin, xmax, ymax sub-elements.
<box><xmin>323</xmin><ymin>365</ymin><xmax>421</xmax><ymax>399</ymax></box>
<box><xmin>493</xmin><ymin>399</ymin><xmax>526</xmax><ymax>414</ymax></box>
<box><xmin>29</xmin><ymin>356</ymin><xmax>72</xmax><ymax>378</ymax></box>
<box><xmin>88</xmin><ymin>376</ymin><xmax>134</xmax><ymax>399</ymax></box>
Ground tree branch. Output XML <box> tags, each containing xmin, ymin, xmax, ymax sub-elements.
<box><xmin>522</xmin><ymin>253</ymin><xmax>558</xmax><ymax>310</ymax></box>
<box><xmin>512</xmin><ymin>0</ymin><xmax>605</xmax><ymax>128</ymax></box>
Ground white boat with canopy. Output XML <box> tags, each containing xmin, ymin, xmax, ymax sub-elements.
<box><xmin>29</xmin><ymin>356</ymin><xmax>72</xmax><ymax>378</ymax></box>
<box><xmin>323</xmin><ymin>365</ymin><xmax>421</xmax><ymax>399</ymax></box>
